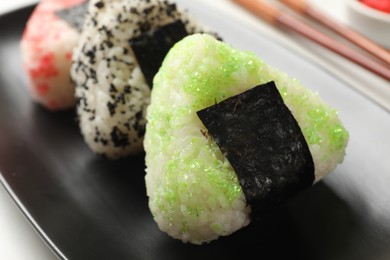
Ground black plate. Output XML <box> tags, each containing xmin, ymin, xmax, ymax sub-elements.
<box><xmin>1</xmin><ymin>3</ymin><xmax>390</xmax><ymax>260</ymax></box>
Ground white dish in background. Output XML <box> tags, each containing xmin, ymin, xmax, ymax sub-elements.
<box><xmin>346</xmin><ymin>0</ymin><xmax>390</xmax><ymax>48</ymax></box>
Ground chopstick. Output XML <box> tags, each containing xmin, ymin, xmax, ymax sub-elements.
<box><xmin>279</xmin><ymin>0</ymin><xmax>390</xmax><ymax>66</ymax></box>
<box><xmin>233</xmin><ymin>0</ymin><xmax>390</xmax><ymax>81</ymax></box>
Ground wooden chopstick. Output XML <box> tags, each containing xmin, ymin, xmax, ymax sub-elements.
<box><xmin>279</xmin><ymin>0</ymin><xmax>390</xmax><ymax>66</ymax></box>
<box><xmin>233</xmin><ymin>0</ymin><xmax>390</xmax><ymax>81</ymax></box>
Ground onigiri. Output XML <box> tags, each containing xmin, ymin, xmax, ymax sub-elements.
<box><xmin>144</xmin><ymin>34</ymin><xmax>349</xmax><ymax>244</ymax></box>
<box><xmin>71</xmin><ymin>0</ymin><xmax>214</xmax><ymax>159</ymax></box>
<box><xmin>20</xmin><ymin>0</ymin><xmax>88</xmax><ymax>110</ymax></box>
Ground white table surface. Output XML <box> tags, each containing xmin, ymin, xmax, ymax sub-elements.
<box><xmin>0</xmin><ymin>0</ymin><xmax>388</xmax><ymax>259</ymax></box>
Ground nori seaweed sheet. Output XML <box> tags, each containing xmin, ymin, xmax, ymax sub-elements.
<box><xmin>197</xmin><ymin>81</ymin><xmax>315</xmax><ymax>219</ymax></box>
<box><xmin>55</xmin><ymin>1</ymin><xmax>89</xmax><ymax>32</ymax></box>
<box><xmin>129</xmin><ymin>20</ymin><xmax>188</xmax><ymax>87</ymax></box>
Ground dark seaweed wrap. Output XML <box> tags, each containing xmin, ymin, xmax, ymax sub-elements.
<box><xmin>129</xmin><ymin>20</ymin><xmax>189</xmax><ymax>87</ymax></box>
<box><xmin>197</xmin><ymin>81</ymin><xmax>315</xmax><ymax>218</ymax></box>
<box><xmin>55</xmin><ymin>0</ymin><xmax>89</xmax><ymax>32</ymax></box>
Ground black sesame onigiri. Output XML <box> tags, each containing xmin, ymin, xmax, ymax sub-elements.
<box><xmin>70</xmin><ymin>0</ymin><xmax>213</xmax><ymax>159</ymax></box>
<box><xmin>144</xmin><ymin>34</ymin><xmax>349</xmax><ymax>244</ymax></box>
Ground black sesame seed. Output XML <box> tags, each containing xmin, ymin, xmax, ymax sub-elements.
<box><xmin>124</xmin><ymin>122</ymin><xmax>131</xmax><ymax>130</ymax></box>
<box><xmin>130</xmin><ymin>7</ymin><xmax>138</xmax><ymax>14</ymax></box>
<box><xmin>95</xmin><ymin>1</ymin><xmax>104</xmax><ymax>9</ymax></box>
<box><xmin>143</xmin><ymin>6</ymin><xmax>155</xmax><ymax>16</ymax></box>
<box><xmin>118</xmin><ymin>93</ymin><xmax>126</xmax><ymax>104</ymax></box>
<box><xmin>100</xmin><ymin>139</ymin><xmax>108</xmax><ymax>146</ymax></box>
<box><xmin>110</xmin><ymin>83</ymin><xmax>117</xmax><ymax>92</ymax></box>
<box><xmin>124</xmin><ymin>85</ymin><xmax>132</xmax><ymax>93</ymax></box>
<box><xmin>133</xmin><ymin>111</ymin><xmax>146</xmax><ymax>137</ymax></box>
<box><xmin>92</xmin><ymin>18</ymin><xmax>97</xmax><ymax>26</ymax></box>
<box><xmin>110</xmin><ymin>126</ymin><xmax>130</xmax><ymax>148</ymax></box>
<box><xmin>107</xmin><ymin>102</ymin><xmax>117</xmax><ymax>116</ymax></box>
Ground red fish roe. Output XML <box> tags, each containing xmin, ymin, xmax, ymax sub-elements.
<box><xmin>47</xmin><ymin>100</ymin><xmax>58</xmax><ymax>110</ymax></box>
<box><xmin>36</xmin><ymin>83</ymin><xmax>49</xmax><ymax>96</ymax></box>
<box><xmin>65</xmin><ymin>52</ymin><xmax>73</xmax><ymax>60</ymax></box>
<box><xmin>360</xmin><ymin>0</ymin><xmax>390</xmax><ymax>13</ymax></box>
<box><xmin>28</xmin><ymin>53</ymin><xmax>59</xmax><ymax>79</ymax></box>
